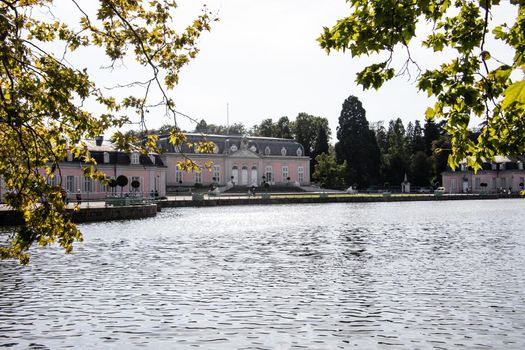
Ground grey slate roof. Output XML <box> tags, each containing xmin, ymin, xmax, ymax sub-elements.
<box><xmin>157</xmin><ymin>133</ymin><xmax>306</xmax><ymax>157</ymax></box>
<box><xmin>66</xmin><ymin>140</ymin><xmax>165</xmax><ymax>167</ymax></box>
<box><xmin>446</xmin><ymin>155</ymin><xmax>525</xmax><ymax>172</ymax></box>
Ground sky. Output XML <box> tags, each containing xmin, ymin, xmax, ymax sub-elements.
<box><xmin>170</xmin><ymin>0</ymin><xmax>433</xmax><ymax>136</ymax></box>
<box><xmin>50</xmin><ymin>0</ymin><xmax>517</xmax><ymax>140</ymax></box>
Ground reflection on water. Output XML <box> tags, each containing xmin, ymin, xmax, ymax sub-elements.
<box><xmin>1</xmin><ymin>200</ymin><xmax>525</xmax><ymax>349</ymax></box>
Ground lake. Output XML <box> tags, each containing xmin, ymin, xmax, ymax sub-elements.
<box><xmin>1</xmin><ymin>199</ymin><xmax>524</xmax><ymax>349</ymax></box>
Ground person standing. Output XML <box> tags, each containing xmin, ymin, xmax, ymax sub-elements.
<box><xmin>76</xmin><ymin>189</ymin><xmax>82</xmax><ymax>205</ymax></box>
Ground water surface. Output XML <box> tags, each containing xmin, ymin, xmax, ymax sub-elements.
<box><xmin>1</xmin><ymin>200</ymin><xmax>524</xmax><ymax>349</ymax></box>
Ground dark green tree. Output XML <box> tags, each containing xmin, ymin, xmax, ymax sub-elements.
<box><xmin>410</xmin><ymin>151</ymin><xmax>432</xmax><ymax>186</ymax></box>
<box><xmin>194</xmin><ymin>120</ymin><xmax>247</xmax><ymax>135</ymax></box>
<box><xmin>336</xmin><ymin>95</ymin><xmax>381</xmax><ymax>188</ymax></box>
<box><xmin>313</xmin><ymin>124</ymin><xmax>330</xmax><ymax>157</ymax></box>
<box><xmin>423</xmin><ymin>119</ymin><xmax>442</xmax><ymax>156</ymax></box>
<box><xmin>382</xmin><ymin>118</ymin><xmax>409</xmax><ymax>185</ymax></box>
<box><xmin>226</xmin><ymin>123</ymin><xmax>247</xmax><ymax>135</ymax></box>
<box><xmin>313</xmin><ymin>152</ymin><xmax>347</xmax><ymax>189</ymax></box>
<box><xmin>256</xmin><ymin>118</ymin><xmax>276</xmax><ymax>137</ymax></box>
<box><xmin>430</xmin><ymin>135</ymin><xmax>453</xmax><ymax>186</ymax></box>
<box><xmin>409</xmin><ymin>120</ymin><xmax>425</xmax><ymax>154</ymax></box>
<box><xmin>156</xmin><ymin>124</ymin><xmax>178</xmax><ymax>136</ymax></box>
<box><xmin>276</xmin><ymin>117</ymin><xmax>293</xmax><ymax>139</ymax></box>
<box><xmin>311</xmin><ymin>123</ymin><xmax>330</xmax><ymax>177</ymax></box>
<box><xmin>292</xmin><ymin>113</ymin><xmax>331</xmax><ymax>156</ymax></box>
<box><xmin>372</xmin><ymin>121</ymin><xmax>388</xmax><ymax>155</ymax></box>
<box><xmin>195</xmin><ymin>120</ymin><xmax>209</xmax><ymax>133</ymax></box>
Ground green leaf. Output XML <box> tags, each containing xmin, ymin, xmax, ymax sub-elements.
<box><xmin>425</xmin><ymin>107</ymin><xmax>435</xmax><ymax>119</ymax></box>
<box><xmin>501</xmin><ymin>80</ymin><xmax>525</xmax><ymax>109</ymax></box>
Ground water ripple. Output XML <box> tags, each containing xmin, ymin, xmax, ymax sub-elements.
<box><xmin>1</xmin><ymin>200</ymin><xmax>525</xmax><ymax>349</ymax></box>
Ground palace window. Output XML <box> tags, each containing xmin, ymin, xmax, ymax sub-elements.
<box><xmin>66</xmin><ymin>176</ymin><xmax>75</xmax><ymax>193</ymax></box>
<box><xmin>282</xmin><ymin>166</ymin><xmax>289</xmax><ymax>182</ymax></box>
<box><xmin>101</xmin><ymin>177</ymin><xmax>111</xmax><ymax>193</ymax></box>
<box><xmin>474</xmin><ymin>177</ymin><xmax>480</xmax><ymax>189</ymax></box>
<box><xmin>195</xmin><ymin>172</ymin><xmax>202</xmax><ymax>184</ymax></box>
<box><xmin>213</xmin><ymin>165</ymin><xmax>220</xmax><ymax>183</ymax></box>
<box><xmin>175</xmin><ymin>170</ymin><xmax>183</xmax><ymax>184</ymax></box>
<box><xmin>265</xmin><ymin>166</ymin><xmax>273</xmax><ymax>183</ymax></box>
<box><xmin>83</xmin><ymin>176</ymin><xmax>94</xmax><ymax>193</ymax></box>
<box><xmin>251</xmin><ymin>166</ymin><xmax>258</xmax><ymax>185</ymax></box>
<box><xmin>47</xmin><ymin>175</ymin><xmax>59</xmax><ymax>187</ymax></box>
<box><xmin>131</xmin><ymin>153</ymin><xmax>140</xmax><ymax>165</ymax></box>
<box><xmin>103</xmin><ymin>152</ymin><xmax>110</xmax><ymax>164</ymax></box>
<box><xmin>232</xmin><ymin>166</ymin><xmax>239</xmax><ymax>184</ymax></box>
<box><xmin>131</xmin><ymin>176</ymin><xmax>141</xmax><ymax>192</ymax></box>
<box><xmin>265</xmin><ymin>146</ymin><xmax>271</xmax><ymax>155</ymax></box>
<box><xmin>298</xmin><ymin>167</ymin><xmax>304</xmax><ymax>183</ymax></box>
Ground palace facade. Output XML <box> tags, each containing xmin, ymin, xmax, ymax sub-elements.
<box><xmin>158</xmin><ymin>134</ymin><xmax>310</xmax><ymax>188</ymax></box>
<box><xmin>0</xmin><ymin>137</ymin><xmax>167</xmax><ymax>201</ymax></box>
<box><xmin>441</xmin><ymin>155</ymin><xmax>525</xmax><ymax>193</ymax></box>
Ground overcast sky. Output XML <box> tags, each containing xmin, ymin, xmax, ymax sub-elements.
<box><xmin>170</xmin><ymin>0</ymin><xmax>432</xmax><ymax>137</ymax></box>
<box><xmin>54</xmin><ymin>1</ymin><xmax>517</xmax><ymax>140</ymax></box>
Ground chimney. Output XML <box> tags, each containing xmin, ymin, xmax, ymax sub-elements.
<box><xmin>95</xmin><ymin>135</ymin><xmax>104</xmax><ymax>146</ymax></box>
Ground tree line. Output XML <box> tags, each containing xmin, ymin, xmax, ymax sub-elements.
<box><xmin>132</xmin><ymin>114</ymin><xmax>331</xmax><ymax>176</ymax></box>
<box><xmin>314</xmin><ymin>95</ymin><xmax>451</xmax><ymax>190</ymax></box>
<box><xmin>127</xmin><ymin>98</ymin><xmax>450</xmax><ymax>190</ymax></box>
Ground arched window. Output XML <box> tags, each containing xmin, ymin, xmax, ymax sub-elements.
<box><xmin>103</xmin><ymin>152</ymin><xmax>110</xmax><ymax>164</ymax></box>
<box><xmin>251</xmin><ymin>166</ymin><xmax>258</xmax><ymax>186</ymax></box>
<box><xmin>265</xmin><ymin>146</ymin><xmax>271</xmax><ymax>155</ymax></box>
<box><xmin>281</xmin><ymin>147</ymin><xmax>287</xmax><ymax>156</ymax></box>
<box><xmin>231</xmin><ymin>166</ymin><xmax>239</xmax><ymax>184</ymax></box>
<box><xmin>265</xmin><ymin>166</ymin><xmax>273</xmax><ymax>183</ymax></box>
<box><xmin>241</xmin><ymin>166</ymin><xmax>248</xmax><ymax>185</ymax></box>
<box><xmin>296</xmin><ymin>148</ymin><xmax>303</xmax><ymax>157</ymax></box>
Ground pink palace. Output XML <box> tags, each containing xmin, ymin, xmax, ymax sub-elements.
<box><xmin>1</xmin><ymin>134</ymin><xmax>310</xmax><ymax>200</ymax></box>
<box><xmin>157</xmin><ymin>134</ymin><xmax>311</xmax><ymax>190</ymax></box>
<box><xmin>0</xmin><ymin>137</ymin><xmax>168</xmax><ymax>201</ymax></box>
<box><xmin>441</xmin><ymin>155</ymin><xmax>525</xmax><ymax>194</ymax></box>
